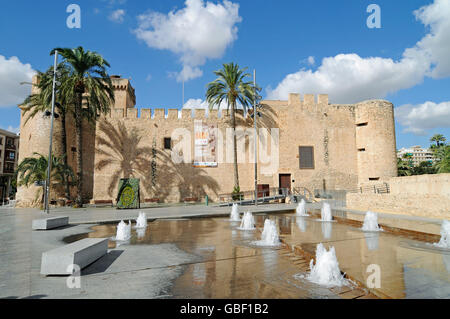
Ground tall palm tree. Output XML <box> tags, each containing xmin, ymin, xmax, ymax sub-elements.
<box><xmin>16</xmin><ymin>153</ymin><xmax>75</xmax><ymax>206</ymax></box>
<box><xmin>51</xmin><ymin>47</ymin><xmax>115</xmax><ymax>206</ymax></box>
<box><xmin>430</xmin><ymin>134</ymin><xmax>446</xmax><ymax>148</ymax></box>
<box><xmin>206</xmin><ymin>63</ymin><xmax>259</xmax><ymax>191</ymax></box>
<box><xmin>22</xmin><ymin>63</ymin><xmax>75</xmax><ymax>200</ymax></box>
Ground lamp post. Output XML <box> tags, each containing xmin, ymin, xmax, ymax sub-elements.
<box><xmin>44</xmin><ymin>50</ymin><xmax>58</xmax><ymax>214</ymax></box>
<box><xmin>253</xmin><ymin>69</ymin><xmax>258</xmax><ymax>206</ymax></box>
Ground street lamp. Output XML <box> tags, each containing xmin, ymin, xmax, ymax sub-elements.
<box><xmin>44</xmin><ymin>50</ymin><xmax>58</xmax><ymax>214</ymax></box>
<box><xmin>253</xmin><ymin>70</ymin><xmax>258</xmax><ymax>206</ymax></box>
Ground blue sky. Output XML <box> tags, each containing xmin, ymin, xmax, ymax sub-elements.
<box><xmin>1</xmin><ymin>0</ymin><xmax>449</xmax><ymax>149</ymax></box>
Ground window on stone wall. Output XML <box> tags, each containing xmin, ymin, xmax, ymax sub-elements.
<box><xmin>164</xmin><ymin>137</ymin><xmax>172</xmax><ymax>150</ymax></box>
<box><xmin>299</xmin><ymin>146</ymin><xmax>315</xmax><ymax>169</ymax></box>
<box><xmin>356</xmin><ymin>122</ymin><xmax>368</xmax><ymax>127</ymax></box>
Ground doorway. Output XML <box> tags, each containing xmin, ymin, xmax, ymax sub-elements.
<box><xmin>279</xmin><ymin>174</ymin><xmax>291</xmax><ymax>195</ymax></box>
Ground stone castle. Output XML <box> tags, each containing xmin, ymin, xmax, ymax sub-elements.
<box><xmin>16</xmin><ymin>75</ymin><xmax>397</xmax><ymax>207</ymax></box>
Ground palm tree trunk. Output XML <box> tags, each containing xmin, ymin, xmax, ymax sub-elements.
<box><xmin>60</xmin><ymin>110</ymin><xmax>71</xmax><ymax>200</ymax></box>
<box><xmin>75</xmin><ymin>93</ymin><xmax>83</xmax><ymax>206</ymax></box>
<box><xmin>231</xmin><ymin>101</ymin><xmax>239</xmax><ymax>189</ymax></box>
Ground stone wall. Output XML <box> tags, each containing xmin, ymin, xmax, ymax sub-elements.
<box><xmin>346</xmin><ymin>174</ymin><xmax>450</xmax><ymax>219</ymax></box>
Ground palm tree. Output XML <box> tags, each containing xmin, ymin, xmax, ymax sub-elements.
<box><xmin>434</xmin><ymin>145</ymin><xmax>450</xmax><ymax>173</ymax></box>
<box><xmin>206</xmin><ymin>63</ymin><xmax>260</xmax><ymax>191</ymax></box>
<box><xmin>430</xmin><ymin>134</ymin><xmax>446</xmax><ymax>148</ymax></box>
<box><xmin>397</xmin><ymin>158</ymin><xmax>411</xmax><ymax>176</ymax></box>
<box><xmin>50</xmin><ymin>47</ymin><xmax>115</xmax><ymax>206</ymax></box>
<box><xmin>16</xmin><ymin>153</ymin><xmax>75</xmax><ymax>206</ymax></box>
<box><xmin>22</xmin><ymin>63</ymin><xmax>75</xmax><ymax>200</ymax></box>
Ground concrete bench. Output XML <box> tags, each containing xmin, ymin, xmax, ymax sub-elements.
<box><xmin>32</xmin><ymin>216</ymin><xmax>69</xmax><ymax>230</ymax></box>
<box><xmin>41</xmin><ymin>238</ymin><xmax>109</xmax><ymax>275</ymax></box>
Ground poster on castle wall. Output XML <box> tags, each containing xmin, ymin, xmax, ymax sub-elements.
<box><xmin>193</xmin><ymin>120</ymin><xmax>217</xmax><ymax>168</ymax></box>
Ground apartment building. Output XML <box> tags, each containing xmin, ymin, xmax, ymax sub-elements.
<box><xmin>0</xmin><ymin>128</ymin><xmax>20</xmax><ymax>203</ymax></box>
<box><xmin>397</xmin><ymin>145</ymin><xmax>435</xmax><ymax>166</ymax></box>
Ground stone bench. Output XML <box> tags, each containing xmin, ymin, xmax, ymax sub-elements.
<box><xmin>41</xmin><ymin>238</ymin><xmax>109</xmax><ymax>276</ymax></box>
<box><xmin>32</xmin><ymin>216</ymin><xmax>69</xmax><ymax>230</ymax></box>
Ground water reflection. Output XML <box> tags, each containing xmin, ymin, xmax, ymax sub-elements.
<box><xmin>443</xmin><ymin>254</ymin><xmax>450</xmax><ymax>273</ymax></box>
<box><xmin>296</xmin><ymin>217</ymin><xmax>307</xmax><ymax>233</ymax></box>
<box><xmin>321</xmin><ymin>222</ymin><xmax>332</xmax><ymax>240</ymax></box>
<box><xmin>364</xmin><ymin>232</ymin><xmax>380</xmax><ymax>251</ymax></box>
<box><xmin>136</xmin><ymin>228</ymin><xmax>146</xmax><ymax>240</ymax></box>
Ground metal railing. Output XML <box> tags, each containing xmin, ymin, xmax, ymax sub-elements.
<box><xmin>347</xmin><ymin>183</ymin><xmax>390</xmax><ymax>194</ymax></box>
<box><xmin>218</xmin><ymin>187</ymin><xmax>290</xmax><ymax>204</ymax></box>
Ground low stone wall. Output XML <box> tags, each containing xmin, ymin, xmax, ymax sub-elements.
<box><xmin>346</xmin><ymin>193</ymin><xmax>450</xmax><ymax>219</ymax></box>
<box><xmin>389</xmin><ymin>173</ymin><xmax>450</xmax><ymax>197</ymax></box>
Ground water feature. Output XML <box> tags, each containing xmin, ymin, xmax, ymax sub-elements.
<box><xmin>305</xmin><ymin>243</ymin><xmax>348</xmax><ymax>287</ymax></box>
<box><xmin>253</xmin><ymin>219</ymin><xmax>280</xmax><ymax>246</ymax></box>
<box><xmin>135</xmin><ymin>212</ymin><xmax>147</xmax><ymax>229</ymax></box>
<box><xmin>361</xmin><ymin>211</ymin><xmax>383</xmax><ymax>232</ymax></box>
<box><xmin>320</xmin><ymin>202</ymin><xmax>332</xmax><ymax>222</ymax></box>
<box><xmin>296</xmin><ymin>216</ymin><xmax>307</xmax><ymax>232</ymax></box>
<box><xmin>434</xmin><ymin>220</ymin><xmax>450</xmax><ymax>249</ymax></box>
<box><xmin>296</xmin><ymin>199</ymin><xmax>309</xmax><ymax>216</ymax></box>
<box><xmin>230</xmin><ymin>203</ymin><xmax>241</xmax><ymax>222</ymax></box>
<box><xmin>238</xmin><ymin>212</ymin><xmax>255</xmax><ymax>230</ymax></box>
<box><xmin>115</xmin><ymin>220</ymin><xmax>131</xmax><ymax>241</ymax></box>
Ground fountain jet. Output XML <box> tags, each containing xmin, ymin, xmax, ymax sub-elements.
<box><xmin>296</xmin><ymin>199</ymin><xmax>308</xmax><ymax>216</ymax></box>
<box><xmin>230</xmin><ymin>203</ymin><xmax>241</xmax><ymax>221</ymax></box>
<box><xmin>306</xmin><ymin>243</ymin><xmax>348</xmax><ymax>287</ymax></box>
<box><xmin>254</xmin><ymin>219</ymin><xmax>280</xmax><ymax>246</ymax></box>
<box><xmin>361</xmin><ymin>211</ymin><xmax>383</xmax><ymax>232</ymax></box>
<box><xmin>321</xmin><ymin>202</ymin><xmax>332</xmax><ymax>221</ymax></box>
<box><xmin>434</xmin><ymin>220</ymin><xmax>450</xmax><ymax>249</ymax></box>
<box><xmin>238</xmin><ymin>212</ymin><xmax>255</xmax><ymax>230</ymax></box>
<box><xmin>135</xmin><ymin>212</ymin><xmax>147</xmax><ymax>229</ymax></box>
<box><xmin>115</xmin><ymin>220</ymin><xmax>131</xmax><ymax>241</ymax></box>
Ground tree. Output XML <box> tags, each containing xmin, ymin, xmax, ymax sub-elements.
<box><xmin>22</xmin><ymin>63</ymin><xmax>75</xmax><ymax>200</ymax></box>
<box><xmin>206</xmin><ymin>63</ymin><xmax>260</xmax><ymax>191</ymax></box>
<box><xmin>51</xmin><ymin>47</ymin><xmax>115</xmax><ymax>206</ymax></box>
<box><xmin>16</xmin><ymin>153</ymin><xmax>75</xmax><ymax>207</ymax></box>
<box><xmin>397</xmin><ymin>158</ymin><xmax>412</xmax><ymax>176</ymax></box>
<box><xmin>434</xmin><ymin>145</ymin><xmax>450</xmax><ymax>173</ymax></box>
<box><xmin>430</xmin><ymin>134</ymin><xmax>446</xmax><ymax>148</ymax></box>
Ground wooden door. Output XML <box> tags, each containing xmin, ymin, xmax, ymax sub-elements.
<box><xmin>279</xmin><ymin>174</ymin><xmax>291</xmax><ymax>194</ymax></box>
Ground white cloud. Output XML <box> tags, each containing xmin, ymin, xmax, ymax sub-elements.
<box><xmin>0</xmin><ymin>55</ymin><xmax>35</xmax><ymax>108</ymax></box>
<box><xmin>267</xmin><ymin>0</ymin><xmax>450</xmax><ymax>104</ymax></box>
<box><xmin>109</xmin><ymin>9</ymin><xmax>125</xmax><ymax>23</ymax></box>
<box><xmin>395</xmin><ymin>101</ymin><xmax>450</xmax><ymax>135</ymax></box>
<box><xmin>2</xmin><ymin>126</ymin><xmax>20</xmax><ymax>134</ymax></box>
<box><xmin>134</xmin><ymin>0</ymin><xmax>242</xmax><ymax>82</ymax></box>
<box><xmin>414</xmin><ymin>0</ymin><xmax>450</xmax><ymax>78</ymax></box>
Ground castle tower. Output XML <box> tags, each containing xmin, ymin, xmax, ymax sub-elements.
<box><xmin>16</xmin><ymin>75</ymin><xmax>65</xmax><ymax>207</ymax></box>
<box><xmin>16</xmin><ymin>75</ymin><xmax>136</xmax><ymax>207</ymax></box>
<box><xmin>355</xmin><ymin>100</ymin><xmax>398</xmax><ymax>185</ymax></box>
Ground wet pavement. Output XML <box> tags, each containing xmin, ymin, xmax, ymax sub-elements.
<box><xmin>1</xmin><ymin>204</ymin><xmax>449</xmax><ymax>299</ymax></box>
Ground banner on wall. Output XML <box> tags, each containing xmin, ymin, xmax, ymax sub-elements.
<box><xmin>193</xmin><ymin>120</ymin><xmax>218</xmax><ymax>167</ymax></box>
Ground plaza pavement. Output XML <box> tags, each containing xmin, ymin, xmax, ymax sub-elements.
<box><xmin>0</xmin><ymin>202</ymin><xmax>446</xmax><ymax>298</ymax></box>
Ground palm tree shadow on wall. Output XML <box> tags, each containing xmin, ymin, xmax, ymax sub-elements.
<box><xmin>223</xmin><ymin>104</ymin><xmax>279</xmax><ymax>155</ymax></box>
<box><xmin>155</xmin><ymin>150</ymin><xmax>220</xmax><ymax>202</ymax></box>
<box><xmin>96</xmin><ymin>120</ymin><xmax>220</xmax><ymax>202</ymax></box>
<box><xmin>96</xmin><ymin>120</ymin><xmax>152</xmax><ymax>197</ymax></box>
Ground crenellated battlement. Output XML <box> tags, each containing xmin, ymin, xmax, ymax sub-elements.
<box><xmin>110</xmin><ymin>107</ymin><xmax>240</xmax><ymax>121</ymax></box>
<box><xmin>287</xmin><ymin>93</ymin><xmax>329</xmax><ymax>106</ymax></box>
